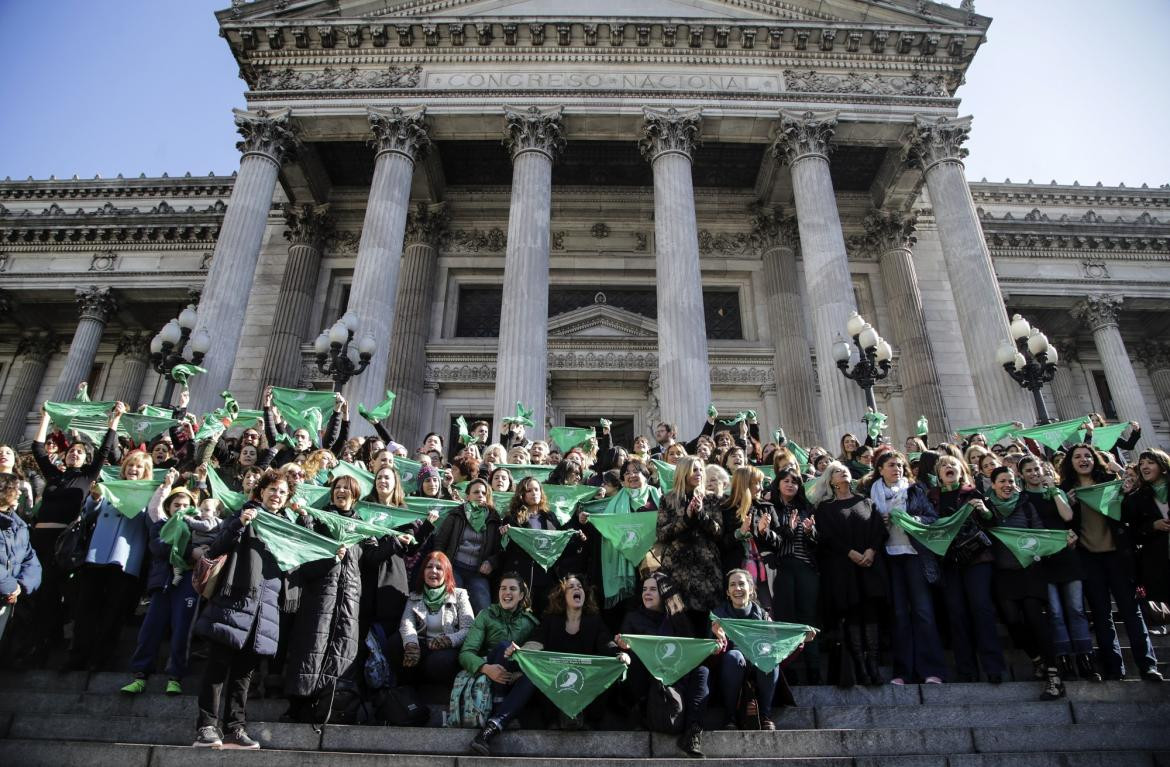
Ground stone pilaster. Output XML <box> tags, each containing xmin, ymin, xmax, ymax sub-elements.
<box><xmin>52</xmin><ymin>286</ymin><xmax>117</xmax><ymax>401</ymax></box>
<box><xmin>258</xmin><ymin>203</ymin><xmax>333</xmax><ymax>392</ymax></box>
<box><xmin>1139</xmin><ymin>341</ymin><xmax>1170</xmax><ymax>426</ymax></box>
<box><xmin>189</xmin><ymin>108</ymin><xmax>297</xmax><ymax>413</ymax></box>
<box><xmin>751</xmin><ymin>205</ymin><xmax>818</xmax><ymax>446</ymax></box>
<box><xmin>386</xmin><ymin>202</ymin><xmax>449</xmax><ymax>445</ymax></box>
<box><xmin>492</xmin><ymin>105</ymin><xmax>565</xmax><ymax>440</ymax></box>
<box><xmin>344</xmin><ymin>106</ymin><xmax>430</xmax><ymax>434</ymax></box>
<box><xmin>0</xmin><ymin>332</ymin><xmax>58</xmax><ymax>444</ymax></box>
<box><xmin>639</xmin><ymin>106</ymin><xmax>711</xmax><ymax>439</ymax></box>
<box><xmin>1048</xmin><ymin>338</ymin><xmax>1084</xmax><ymax>422</ymax></box>
<box><xmin>1072</xmin><ymin>295</ymin><xmax>1156</xmax><ymax>447</ymax></box>
<box><xmin>771</xmin><ymin>110</ymin><xmax>862</xmax><ymax>442</ymax></box>
<box><xmin>904</xmin><ymin>115</ymin><xmax>1029</xmax><ymax>423</ymax></box>
<box><xmin>864</xmin><ymin>210</ymin><xmax>949</xmax><ymax>441</ymax></box>
<box><xmin>112</xmin><ymin>331</ymin><xmax>152</xmax><ymax>407</ymax></box>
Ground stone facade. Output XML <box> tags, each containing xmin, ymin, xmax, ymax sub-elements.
<box><xmin>1</xmin><ymin>0</ymin><xmax>1167</xmax><ymax>450</ymax></box>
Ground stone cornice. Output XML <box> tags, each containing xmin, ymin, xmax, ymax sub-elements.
<box><xmin>969</xmin><ymin>182</ymin><xmax>1170</xmax><ymax>209</ymax></box>
<box><xmin>0</xmin><ymin>175</ymin><xmax>235</xmax><ymax>201</ymax></box>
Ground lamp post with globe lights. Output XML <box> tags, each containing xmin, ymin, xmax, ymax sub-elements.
<box><xmin>149</xmin><ymin>304</ymin><xmax>211</xmax><ymax>406</ymax></box>
<box><xmin>313</xmin><ymin>311</ymin><xmax>377</xmax><ymax>393</ymax></box>
<box><xmin>996</xmin><ymin>313</ymin><xmax>1058</xmax><ymax>425</ymax></box>
<box><xmin>832</xmin><ymin>311</ymin><xmax>893</xmax><ymax>412</ymax></box>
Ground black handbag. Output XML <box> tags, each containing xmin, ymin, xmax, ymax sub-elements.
<box><xmin>947</xmin><ymin>520</ymin><xmax>992</xmax><ymax>567</ymax></box>
<box><xmin>53</xmin><ymin>514</ymin><xmax>96</xmax><ymax>572</ymax></box>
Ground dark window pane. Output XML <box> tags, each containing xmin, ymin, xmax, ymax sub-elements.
<box><xmin>454</xmin><ymin>288</ymin><xmax>503</xmax><ymax>337</ymax></box>
<box><xmin>703</xmin><ymin>290</ymin><xmax>743</xmax><ymax>340</ymax></box>
<box><xmin>1092</xmin><ymin>371</ymin><xmax>1117</xmax><ymax>420</ymax></box>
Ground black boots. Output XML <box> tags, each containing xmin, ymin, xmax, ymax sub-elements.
<box><xmin>1077</xmin><ymin>653</ymin><xmax>1102</xmax><ymax>682</ymax></box>
<box><xmin>1057</xmin><ymin>655</ymin><xmax>1075</xmax><ymax>678</ymax></box>
<box><xmin>863</xmin><ymin>624</ymin><xmax>883</xmax><ymax>685</ymax></box>
<box><xmin>846</xmin><ymin>623</ymin><xmax>870</xmax><ymax>686</ymax></box>
<box><xmin>677</xmin><ymin>724</ymin><xmax>704</xmax><ymax>758</ymax></box>
<box><xmin>471</xmin><ymin>719</ymin><xmax>502</xmax><ymax>756</ymax></box>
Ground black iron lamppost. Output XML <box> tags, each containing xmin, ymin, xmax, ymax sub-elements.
<box><xmin>313</xmin><ymin>311</ymin><xmax>376</xmax><ymax>392</ymax></box>
<box><xmin>996</xmin><ymin>313</ymin><xmax>1058</xmax><ymax>425</ymax></box>
<box><xmin>831</xmin><ymin>311</ymin><xmax>893</xmax><ymax>411</ymax></box>
<box><xmin>149</xmin><ymin>304</ymin><xmax>210</xmax><ymax>405</ymax></box>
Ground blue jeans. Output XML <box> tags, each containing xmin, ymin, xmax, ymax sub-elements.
<box><xmin>942</xmin><ymin>561</ymin><xmax>1006</xmax><ymax>679</ymax></box>
<box><xmin>1081</xmin><ymin>550</ymin><xmax>1158</xmax><ymax>676</ymax></box>
<box><xmin>888</xmin><ymin>554</ymin><xmax>947</xmax><ymax>681</ymax></box>
<box><xmin>719</xmin><ymin>649</ymin><xmax>778</xmax><ymax>722</ymax></box>
<box><xmin>1047</xmin><ymin>581</ymin><xmax>1093</xmax><ymax>655</ymax></box>
<box><xmin>130</xmin><ymin>576</ymin><xmax>199</xmax><ymax>678</ymax></box>
<box><xmin>454</xmin><ymin>564</ymin><xmax>492</xmax><ymax>615</ymax></box>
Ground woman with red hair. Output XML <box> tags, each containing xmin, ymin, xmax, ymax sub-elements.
<box><xmin>397</xmin><ymin>551</ymin><xmax>474</xmax><ymax>687</ymax></box>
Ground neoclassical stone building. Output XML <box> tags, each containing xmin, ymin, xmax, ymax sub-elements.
<box><xmin>1</xmin><ymin>0</ymin><xmax>1167</xmax><ymax>452</ymax></box>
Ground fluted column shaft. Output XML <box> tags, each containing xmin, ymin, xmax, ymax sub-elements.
<box><xmin>1141</xmin><ymin>342</ymin><xmax>1170</xmax><ymax>426</ymax></box>
<box><xmin>386</xmin><ymin>203</ymin><xmax>448</xmax><ymax>446</ymax></box>
<box><xmin>1074</xmin><ymin>295</ymin><xmax>1156</xmax><ymax>449</ymax></box>
<box><xmin>905</xmin><ymin>115</ymin><xmax>1028</xmax><ymax>423</ymax></box>
<box><xmin>640</xmin><ymin>107</ymin><xmax>711</xmax><ymax>438</ymax></box>
<box><xmin>1048</xmin><ymin>339</ymin><xmax>1082</xmax><ymax>422</ymax></box>
<box><xmin>112</xmin><ymin>332</ymin><xmax>151</xmax><ymax>406</ymax></box>
<box><xmin>343</xmin><ymin>107</ymin><xmax>429</xmax><ymax>435</ymax></box>
<box><xmin>754</xmin><ymin>207</ymin><xmax>818</xmax><ymax>445</ymax></box>
<box><xmin>493</xmin><ymin>106</ymin><xmax>564</xmax><ymax>440</ymax></box>
<box><xmin>0</xmin><ymin>334</ymin><xmax>57</xmax><ymax>444</ymax></box>
<box><xmin>773</xmin><ymin>110</ymin><xmax>862</xmax><ymax>442</ymax></box>
<box><xmin>258</xmin><ymin>204</ymin><xmax>331</xmax><ymax>392</ymax></box>
<box><xmin>52</xmin><ymin>286</ymin><xmax>117</xmax><ymax>401</ymax></box>
<box><xmin>190</xmin><ymin>108</ymin><xmax>296</xmax><ymax>413</ymax></box>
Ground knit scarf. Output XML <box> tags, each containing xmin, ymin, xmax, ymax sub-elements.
<box><xmin>869</xmin><ymin>478</ymin><xmax>909</xmax><ymax>519</ymax></box>
<box><xmin>424</xmin><ymin>585</ymin><xmax>448</xmax><ymax>612</ymax></box>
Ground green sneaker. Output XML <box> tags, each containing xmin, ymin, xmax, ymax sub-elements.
<box><xmin>120</xmin><ymin>678</ymin><xmax>147</xmax><ymax>695</ymax></box>
<box><xmin>165</xmin><ymin>679</ymin><xmax>183</xmax><ymax>696</ymax></box>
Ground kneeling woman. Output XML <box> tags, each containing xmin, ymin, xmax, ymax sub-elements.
<box><xmin>471</xmin><ymin>574</ymin><xmax>628</xmax><ymax>754</ymax></box>
<box><xmin>398</xmin><ymin>551</ymin><xmax>474</xmax><ymax>689</ymax></box>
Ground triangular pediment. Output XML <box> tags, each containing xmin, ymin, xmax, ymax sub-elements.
<box><xmin>548</xmin><ymin>303</ymin><xmax>657</xmax><ymax>339</ymax></box>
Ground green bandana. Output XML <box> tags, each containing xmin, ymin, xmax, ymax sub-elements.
<box><xmin>916</xmin><ymin>415</ymin><xmax>929</xmax><ymax>437</ymax></box>
<box><xmin>1153</xmin><ymin>480</ymin><xmax>1168</xmax><ymax>505</ymax></box>
<box><xmin>403</xmin><ymin>496</ymin><xmax>460</xmax><ymax>521</ymax></box>
<box><xmin>332</xmin><ymin>461</ymin><xmax>375</xmax><ymax>498</ymax></box>
<box><xmin>355</xmin><ymin>500</ymin><xmax>427</xmax><ymax>530</ymax></box>
<box><xmin>504</xmin><ymin>527</ymin><xmax>577</xmax><ymax>571</ymax></box>
<box><xmin>1076</xmin><ymin>479</ymin><xmax>1124</xmax><ymax>521</ymax></box>
<box><xmin>44</xmin><ymin>399</ymin><xmax>116</xmax><ymax>444</ymax></box>
<box><xmin>139</xmin><ymin>405</ymin><xmax>171</xmax><ymax>418</ymax></box>
<box><xmin>205</xmin><ymin>464</ymin><xmax>247</xmax><ymax>512</ymax></box>
<box><xmin>502</xmin><ymin>401</ymin><xmax>535</xmax><ymax>428</ymax></box>
<box><xmin>357</xmin><ymin>390</ymin><xmax>396</xmax><ymax>423</ymax></box>
<box><xmin>650</xmin><ymin>460</ymin><xmax>676</xmax><ymax>491</ymax></box>
<box><xmin>306</xmin><ymin>508</ymin><xmax>393</xmax><ymax>544</ymax></box>
<box><xmin>548</xmin><ymin>427</ymin><xmax>596</xmax><ymax>455</ymax></box>
<box><xmin>424</xmin><ymin>585</ymin><xmax>448</xmax><ymax>612</ymax></box>
<box><xmin>75</xmin><ymin>384</ymin><xmax>91</xmax><ymax>402</ymax></box>
<box><xmin>1012</xmin><ymin>418</ymin><xmax>1088</xmax><ymax>451</ymax></box>
<box><xmin>495</xmin><ymin>464</ymin><xmax>554</xmax><ymax>484</ymax></box>
<box><xmin>707</xmin><ymin>403</ymin><xmax>718</xmax><ymax>418</ymax></box>
<box><xmin>890</xmin><ymin>502</ymin><xmax>976</xmax><ymax>556</ymax></box>
<box><xmin>100</xmin><ymin>479</ymin><xmax>163</xmax><ymax>519</ymax></box>
<box><xmin>862</xmin><ymin>410</ymin><xmax>888</xmax><ymax>441</ymax></box>
<box><xmin>986</xmin><ymin>492</ymin><xmax>1021</xmax><ymax>520</ymax></box>
<box><xmin>456</xmin><ymin>415</ymin><xmax>473</xmax><ymax>446</ymax></box>
<box><xmin>169</xmin><ymin>363</ymin><xmax>207</xmax><ymax>386</ymax></box>
<box><xmin>394</xmin><ymin>456</ymin><xmax>422</xmax><ymax>494</ymax></box>
<box><xmin>512</xmin><ymin>649</ymin><xmax>626</xmax><ymax>718</ymax></box>
<box><xmin>100</xmin><ymin>466</ymin><xmax>170</xmax><ymax>483</ymax></box>
<box><xmin>578</xmin><ymin>497</ymin><xmax>610</xmax><ymax>516</ymax></box>
<box><xmin>248</xmin><ymin>508</ymin><xmax>340</xmax><ymax>572</ymax></box>
<box><xmin>589</xmin><ymin>512</ymin><xmax>659</xmax><ymax>567</ymax></box>
<box><xmin>988</xmin><ymin>527</ymin><xmax>1069</xmax><ymax>567</ymax></box>
<box><xmin>1077</xmin><ymin>422</ymin><xmax>1128</xmax><ymax>452</ymax></box>
<box><xmin>159</xmin><ymin>508</ymin><xmax>197</xmax><ymax>572</ymax></box>
<box><xmin>270</xmin><ymin>386</ymin><xmax>335</xmax><ymax>446</ymax></box>
<box><xmin>290</xmin><ymin>483</ymin><xmax>332</xmax><ymax>512</ymax></box>
<box><xmin>802</xmin><ymin>476</ymin><xmax>820</xmax><ymax>497</ymax></box>
<box><xmin>118</xmin><ymin>413</ymin><xmax>178</xmax><ymax>443</ymax></box>
<box><xmin>464</xmin><ymin>502</ymin><xmax>488</xmax><ymax>533</ymax></box>
<box><xmin>708</xmin><ymin>613</ymin><xmax>816</xmax><ymax>673</ymax></box>
<box><xmin>604</xmin><ymin>485</ymin><xmax>661</xmax><ymax>515</ymax></box>
<box><xmin>543</xmin><ymin>484</ymin><xmax>599</xmax><ymax>526</ymax></box>
<box><xmin>957</xmin><ymin>421</ymin><xmax>1018</xmax><ymax>443</ymax></box>
<box><xmin>620</xmin><ymin>634</ymin><xmax>719</xmax><ymax>686</ymax></box>
<box><xmin>786</xmin><ymin>440</ymin><xmax>811</xmax><ymax>473</ymax></box>
<box><xmin>758</xmin><ymin>465</ymin><xmax>776</xmax><ymax>483</ymax></box>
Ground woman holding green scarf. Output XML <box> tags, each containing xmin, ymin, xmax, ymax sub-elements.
<box><xmin>983</xmin><ymin>466</ymin><xmax>1067</xmax><ymax>700</ymax></box>
<box><xmin>458</xmin><ymin>573</ymin><xmax>539</xmax><ymax>720</ymax></box>
<box><xmin>398</xmin><ymin>551</ymin><xmax>474</xmax><ymax>688</ymax></box>
<box><xmin>500</xmin><ymin>477</ymin><xmax>579</xmax><ymax>613</ymax></box>
<box><xmin>435</xmin><ymin>478</ymin><xmax>502</xmax><ymax>614</ymax></box>
<box><xmin>1124</xmin><ymin>449</ymin><xmax>1170</xmax><ymax>618</ymax></box>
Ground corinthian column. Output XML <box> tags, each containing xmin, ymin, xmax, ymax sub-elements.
<box><xmin>1048</xmin><ymin>338</ymin><xmax>1084</xmax><ymax>422</ymax></box>
<box><xmin>904</xmin><ymin>115</ymin><xmax>1028</xmax><ymax>423</ymax></box>
<box><xmin>492</xmin><ymin>106</ymin><xmax>565</xmax><ymax>440</ymax></box>
<box><xmin>258</xmin><ymin>203</ymin><xmax>333</xmax><ymax>392</ymax></box>
<box><xmin>0</xmin><ymin>332</ymin><xmax>58</xmax><ymax>444</ymax></box>
<box><xmin>771</xmin><ymin>110</ymin><xmax>863</xmax><ymax>442</ymax></box>
<box><xmin>112</xmin><ymin>331</ymin><xmax>151</xmax><ymax>406</ymax></box>
<box><xmin>864</xmin><ymin>210</ymin><xmax>949</xmax><ymax>441</ymax></box>
<box><xmin>751</xmin><ymin>205</ymin><xmax>818</xmax><ymax>445</ymax></box>
<box><xmin>1072</xmin><ymin>295</ymin><xmax>1156</xmax><ymax>448</ymax></box>
<box><xmin>344</xmin><ymin>106</ymin><xmax>430</xmax><ymax>433</ymax></box>
<box><xmin>52</xmin><ymin>286</ymin><xmax>117</xmax><ymax>401</ymax></box>
<box><xmin>1139</xmin><ymin>341</ymin><xmax>1170</xmax><ymax>426</ymax></box>
<box><xmin>639</xmin><ymin>107</ymin><xmax>711</xmax><ymax>438</ymax></box>
<box><xmin>386</xmin><ymin>202</ymin><xmax>449</xmax><ymax>446</ymax></box>
<box><xmin>189</xmin><ymin>108</ymin><xmax>297</xmax><ymax>413</ymax></box>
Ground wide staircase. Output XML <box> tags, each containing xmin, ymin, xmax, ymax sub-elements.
<box><xmin>3</xmin><ymin>617</ymin><xmax>1170</xmax><ymax>766</ymax></box>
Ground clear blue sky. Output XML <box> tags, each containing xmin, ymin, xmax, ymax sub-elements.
<box><xmin>1</xmin><ymin>0</ymin><xmax>1167</xmax><ymax>186</ymax></box>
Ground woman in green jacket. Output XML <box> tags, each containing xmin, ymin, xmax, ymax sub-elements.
<box><xmin>458</xmin><ymin>573</ymin><xmax>539</xmax><ymax>695</ymax></box>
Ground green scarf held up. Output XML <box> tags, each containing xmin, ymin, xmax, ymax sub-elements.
<box><xmin>100</xmin><ymin>479</ymin><xmax>163</xmax><ymax>519</ymax></box>
<box><xmin>708</xmin><ymin>613</ymin><xmax>816</xmax><ymax>673</ymax></box>
<box><xmin>204</xmin><ymin>463</ymin><xmax>247</xmax><ymax>513</ymax></box>
<box><xmin>357</xmin><ymin>390</ymin><xmax>396</xmax><ymax>423</ymax></box>
<box><xmin>786</xmin><ymin>440</ymin><xmax>811</xmax><ymax>473</ymax></box>
<box><xmin>270</xmin><ymin>386</ymin><xmax>335</xmax><ymax>446</ymax></box>
<box><xmin>355</xmin><ymin>500</ymin><xmax>428</xmax><ymax>530</ymax></box>
<box><xmin>1077</xmin><ymin>422</ymin><xmax>1129</xmax><ymax>452</ymax></box>
<box><xmin>248</xmin><ymin>508</ymin><xmax>340</xmax><ymax>572</ymax></box>
<box><xmin>956</xmin><ymin>421</ymin><xmax>1018</xmax><ymax>443</ymax></box>
<box><xmin>543</xmin><ymin>484</ymin><xmax>599</xmax><ymax>526</ymax></box>
<box><xmin>1026</xmin><ymin>485</ymin><xmax>1070</xmax><ymax>507</ymax></box>
<box><xmin>588</xmin><ymin>512</ymin><xmax>659</xmax><ymax>567</ymax></box>
<box><xmin>650</xmin><ymin>460</ymin><xmax>675</xmax><ymax>491</ymax></box>
<box><xmin>423</xmin><ymin>585</ymin><xmax>448</xmax><ymax>612</ymax></box>
<box><xmin>402</xmin><ymin>496</ymin><xmax>460</xmax><ymax>521</ymax></box>
<box><xmin>306</xmin><ymin>508</ymin><xmax>394</xmax><ymax>545</ymax></box>
<box><xmin>890</xmin><ymin>503</ymin><xmax>975</xmax><ymax>557</ymax></box>
<box><xmin>158</xmin><ymin>508</ymin><xmax>197</xmax><ymax>572</ymax></box>
<box><xmin>501</xmin><ymin>401</ymin><xmax>535</xmax><ymax>428</ymax></box>
<box><xmin>504</xmin><ymin>527</ymin><xmax>577</xmax><ymax>571</ymax></box>
<box><xmin>394</xmin><ymin>456</ymin><xmax>422</xmax><ymax>494</ymax></box>
<box><xmin>117</xmin><ymin>413</ymin><xmax>179</xmax><ymax>443</ymax></box>
<box><xmin>169</xmin><ymin>363</ymin><xmax>207</xmax><ymax>386</ymax></box>
<box><xmin>988</xmin><ymin>527</ymin><xmax>1069</xmax><ymax>568</ymax></box>
<box><xmin>548</xmin><ymin>426</ymin><xmax>595</xmax><ymax>455</ymax></box>
<box><xmin>620</xmin><ymin>634</ymin><xmax>719</xmax><ymax>686</ymax></box>
<box><xmin>1153</xmin><ymin>480</ymin><xmax>1168</xmax><ymax>505</ymax></box>
<box><xmin>495</xmin><ymin>464</ymin><xmax>554</xmax><ymax>484</ymax></box>
<box><xmin>1076</xmin><ymin>479</ymin><xmax>1124</xmax><ymax>521</ymax></box>
<box><xmin>512</xmin><ymin>649</ymin><xmax>626</xmax><ymax>719</ymax></box>
<box><xmin>332</xmin><ymin>461</ymin><xmax>375</xmax><ymax>498</ymax></box>
<box><xmin>916</xmin><ymin>415</ymin><xmax>929</xmax><ymax>437</ymax></box>
<box><xmin>1011</xmin><ymin>418</ymin><xmax>1088</xmax><ymax>452</ymax></box>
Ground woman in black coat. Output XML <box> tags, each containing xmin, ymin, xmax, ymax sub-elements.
<box><xmin>1123</xmin><ymin>450</ymin><xmax>1170</xmax><ymax>611</ymax></box>
<box><xmin>718</xmin><ymin>466</ymin><xmax>781</xmax><ymax>613</ymax></box>
<box><xmin>433</xmin><ymin>477</ymin><xmax>502</xmax><ymax>615</ymax></box>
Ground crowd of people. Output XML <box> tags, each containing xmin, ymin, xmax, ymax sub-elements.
<box><xmin>0</xmin><ymin>380</ymin><xmax>1167</xmax><ymax>759</ymax></box>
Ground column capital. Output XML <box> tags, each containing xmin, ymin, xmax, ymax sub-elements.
<box><xmin>503</xmin><ymin>105</ymin><xmax>566</xmax><ymax>162</ymax></box>
<box><xmin>404</xmin><ymin>201</ymin><xmax>451</xmax><ymax>247</ymax></box>
<box><xmin>233</xmin><ymin>107</ymin><xmax>298</xmax><ymax>166</ymax></box>
<box><xmin>282</xmin><ymin>202</ymin><xmax>334</xmax><ymax>246</ymax></box>
<box><xmin>368</xmin><ymin>105</ymin><xmax>430</xmax><ymax>163</ymax></box>
<box><xmin>638</xmin><ymin>106</ymin><xmax>702</xmax><ymax>163</ymax></box>
<box><xmin>770</xmin><ymin>109</ymin><xmax>837</xmax><ymax>165</ymax></box>
<box><xmin>863</xmin><ymin>209</ymin><xmax>918</xmax><ymax>255</ymax></box>
<box><xmin>117</xmin><ymin>330</ymin><xmax>151</xmax><ymax>361</ymax></box>
<box><xmin>76</xmin><ymin>285</ymin><xmax>117</xmax><ymax>322</ymax></box>
<box><xmin>17</xmin><ymin>331</ymin><xmax>57</xmax><ymax>364</ymax></box>
<box><xmin>903</xmin><ymin>114</ymin><xmax>972</xmax><ymax>173</ymax></box>
<box><xmin>749</xmin><ymin>203</ymin><xmax>799</xmax><ymax>252</ymax></box>
<box><xmin>1072</xmin><ymin>294</ymin><xmax>1123</xmax><ymax>332</ymax></box>
<box><xmin>1138</xmin><ymin>340</ymin><xmax>1170</xmax><ymax>374</ymax></box>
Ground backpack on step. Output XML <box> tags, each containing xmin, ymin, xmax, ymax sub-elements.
<box><xmin>444</xmin><ymin>669</ymin><xmax>494</xmax><ymax>728</ymax></box>
<box><xmin>364</xmin><ymin>624</ymin><xmax>394</xmax><ymax>691</ymax></box>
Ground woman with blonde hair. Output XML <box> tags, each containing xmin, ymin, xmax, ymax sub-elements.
<box><xmin>657</xmin><ymin>456</ymin><xmax>723</xmax><ymax>633</ymax></box>
<box><xmin>719</xmin><ymin>466</ymin><xmax>781</xmax><ymax>612</ymax></box>
<box><xmin>301</xmin><ymin>449</ymin><xmax>337</xmax><ymax>485</ymax></box>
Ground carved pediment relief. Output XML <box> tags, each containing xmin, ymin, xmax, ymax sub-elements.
<box><xmin>548</xmin><ymin>303</ymin><xmax>657</xmax><ymax>339</ymax></box>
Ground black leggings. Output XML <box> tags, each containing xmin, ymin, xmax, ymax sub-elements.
<box><xmin>996</xmin><ymin>594</ymin><xmax>1053</xmax><ymax>665</ymax></box>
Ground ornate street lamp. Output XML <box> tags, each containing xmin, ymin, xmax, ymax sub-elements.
<box><xmin>149</xmin><ymin>304</ymin><xmax>210</xmax><ymax>405</ymax></box>
<box><xmin>313</xmin><ymin>311</ymin><xmax>376</xmax><ymax>392</ymax></box>
<box><xmin>997</xmin><ymin>313</ymin><xmax>1058</xmax><ymax>425</ymax></box>
<box><xmin>832</xmin><ymin>311</ymin><xmax>893</xmax><ymax>411</ymax></box>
